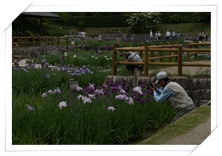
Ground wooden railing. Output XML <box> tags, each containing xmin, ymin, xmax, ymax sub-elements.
<box><xmin>12</xmin><ymin>36</ymin><xmax>71</xmax><ymax>47</ymax></box>
<box><xmin>112</xmin><ymin>43</ymin><xmax>211</xmax><ymax>76</ymax></box>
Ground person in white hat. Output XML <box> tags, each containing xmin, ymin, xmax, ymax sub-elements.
<box><xmin>149</xmin><ymin>71</ymin><xmax>196</xmax><ymax>124</ymax></box>
<box><xmin>122</xmin><ymin>51</ymin><xmax>143</xmax><ymax>71</ymax></box>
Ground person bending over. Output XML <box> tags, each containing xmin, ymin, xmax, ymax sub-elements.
<box><xmin>121</xmin><ymin>51</ymin><xmax>143</xmax><ymax>72</ymax></box>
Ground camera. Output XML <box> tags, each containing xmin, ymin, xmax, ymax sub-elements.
<box><xmin>147</xmin><ymin>82</ymin><xmax>155</xmax><ymax>90</ymax></box>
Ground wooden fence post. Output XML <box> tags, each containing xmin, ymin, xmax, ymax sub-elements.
<box><xmin>39</xmin><ymin>36</ymin><xmax>41</xmax><ymax>46</ymax></box>
<box><xmin>133</xmin><ymin>68</ymin><xmax>140</xmax><ymax>87</ymax></box>
<box><xmin>160</xmin><ymin>51</ymin><xmax>163</xmax><ymax>62</ymax></box>
<box><xmin>52</xmin><ymin>36</ymin><xmax>54</xmax><ymax>46</ymax></box>
<box><xmin>26</xmin><ymin>36</ymin><xmax>28</xmax><ymax>47</ymax></box>
<box><xmin>19</xmin><ymin>36</ymin><xmax>22</xmax><ymax>47</ymax></box>
<box><xmin>112</xmin><ymin>45</ymin><xmax>117</xmax><ymax>75</ymax></box>
<box><xmin>178</xmin><ymin>46</ymin><xmax>182</xmax><ymax>76</ymax></box>
<box><xmin>45</xmin><ymin>36</ymin><xmax>48</xmax><ymax>46</ymax></box>
<box><xmin>32</xmin><ymin>37</ymin><xmax>34</xmax><ymax>46</ymax></box>
<box><xmin>144</xmin><ymin>46</ymin><xmax>148</xmax><ymax>76</ymax></box>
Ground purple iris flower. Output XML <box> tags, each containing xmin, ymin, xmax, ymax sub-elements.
<box><xmin>46</xmin><ymin>74</ymin><xmax>50</xmax><ymax>78</ymax></box>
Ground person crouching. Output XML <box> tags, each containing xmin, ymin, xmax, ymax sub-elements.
<box><xmin>149</xmin><ymin>71</ymin><xmax>196</xmax><ymax>124</ymax></box>
<box><xmin>121</xmin><ymin>51</ymin><xmax>143</xmax><ymax>72</ymax></box>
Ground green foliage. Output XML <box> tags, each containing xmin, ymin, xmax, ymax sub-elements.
<box><xmin>191</xmin><ymin>12</ymin><xmax>211</xmax><ymax>23</ymax></box>
<box><xmin>70</xmin><ymin>16</ymin><xmax>129</xmax><ymax>27</ymax></box>
<box><xmin>126</xmin><ymin>12</ymin><xmax>162</xmax><ymax>29</ymax></box>
<box><xmin>159</xmin><ymin>12</ymin><xmax>211</xmax><ymax>24</ymax></box>
<box><xmin>78</xmin><ymin>20</ymin><xmax>85</xmax><ymax>29</ymax></box>
<box><xmin>53</xmin><ymin>12</ymin><xmax>71</xmax><ymax>26</ymax></box>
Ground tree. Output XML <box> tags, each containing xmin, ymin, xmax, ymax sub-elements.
<box><xmin>191</xmin><ymin>12</ymin><xmax>211</xmax><ymax>22</ymax></box>
<box><xmin>126</xmin><ymin>12</ymin><xmax>161</xmax><ymax>29</ymax></box>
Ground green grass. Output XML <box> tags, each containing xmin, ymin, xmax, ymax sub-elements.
<box><xmin>139</xmin><ymin>105</ymin><xmax>210</xmax><ymax>144</ymax></box>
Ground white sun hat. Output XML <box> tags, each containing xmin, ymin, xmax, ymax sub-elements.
<box><xmin>155</xmin><ymin>71</ymin><xmax>168</xmax><ymax>84</ymax></box>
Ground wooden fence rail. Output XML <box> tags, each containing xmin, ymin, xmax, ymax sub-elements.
<box><xmin>112</xmin><ymin>43</ymin><xmax>211</xmax><ymax>76</ymax></box>
<box><xmin>12</xmin><ymin>36</ymin><xmax>70</xmax><ymax>48</ymax></box>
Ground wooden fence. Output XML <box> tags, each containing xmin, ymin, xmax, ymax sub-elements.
<box><xmin>112</xmin><ymin>42</ymin><xmax>211</xmax><ymax>76</ymax></box>
<box><xmin>12</xmin><ymin>36</ymin><xmax>71</xmax><ymax>48</ymax></box>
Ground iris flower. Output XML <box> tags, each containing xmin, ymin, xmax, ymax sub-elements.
<box><xmin>46</xmin><ymin>74</ymin><xmax>50</xmax><ymax>78</ymax></box>
<box><xmin>26</xmin><ymin>105</ymin><xmax>35</xmax><ymax>111</ymax></box>
<box><xmin>41</xmin><ymin>93</ymin><xmax>47</xmax><ymax>98</ymax></box>
<box><xmin>88</xmin><ymin>83</ymin><xmax>95</xmax><ymax>90</ymax></box>
<box><xmin>48</xmin><ymin>90</ymin><xmax>54</xmax><ymax>94</ymax></box>
<box><xmin>107</xmin><ymin>106</ymin><xmax>116</xmax><ymax>111</ymax></box>
<box><xmin>83</xmin><ymin>98</ymin><xmax>92</xmax><ymax>104</ymax></box>
<box><xmin>58</xmin><ymin>101</ymin><xmax>67</xmax><ymax>110</ymax></box>
<box><xmin>125</xmin><ymin>97</ymin><xmax>134</xmax><ymax>105</ymax></box>
<box><xmin>76</xmin><ymin>86</ymin><xmax>83</xmax><ymax>91</ymax></box>
<box><xmin>133</xmin><ymin>86</ymin><xmax>143</xmax><ymax>95</ymax></box>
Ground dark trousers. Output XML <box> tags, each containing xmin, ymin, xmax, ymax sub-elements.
<box><xmin>170</xmin><ymin>104</ymin><xmax>196</xmax><ymax>124</ymax></box>
<box><xmin>126</xmin><ymin>65</ymin><xmax>143</xmax><ymax>72</ymax></box>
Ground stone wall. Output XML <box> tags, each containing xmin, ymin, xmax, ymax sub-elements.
<box><xmin>104</xmin><ymin>75</ymin><xmax>211</xmax><ymax>107</ymax></box>
<box><xmin>12</xmin><ymin>45</ymin><xmax>112</xmax><ymax>59</ymax></box>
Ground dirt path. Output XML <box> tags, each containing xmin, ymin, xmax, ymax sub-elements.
<box><xmin>149</xmin><ymin>61</ymin><xmax>211</xmax><ymax>76</ymax></box>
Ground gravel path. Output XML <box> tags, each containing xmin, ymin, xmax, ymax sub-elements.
<box><xmin>149</xmin><ymin>61</ymin><xmax>210</xmax><ymax>76</ymax></box>
<box><xmin>164</xmin><ymin>116</ymin><xmax>211</xmax><ymax>145</ymax></box>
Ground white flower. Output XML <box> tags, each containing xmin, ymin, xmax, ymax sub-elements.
<box><xmin>76</xmin><ymin>86</ymin><xmax>82</xmax><ymax>91</ymax></box>
<box><xmin>115</xmin><ymin>94</ymin><xmax>127</xmax><ymax>100</ymax></box>
<box><xmin>119</xmin><ymin>89</ymin><xmax>126</xmax><ymax>95</ymax></box>
<box><xmin>48</xmin><ymin>90</ymin><xmax>54</xmax><ymax>94</ymax></box>
<box><xmin>77</xmin><ymin>95</ymin><xmax>85</xmax><ymax>100</ymax></box>
<box><xmin>27</xmin><ymin>105</ymin><xmax>35</xmax><ymax>111</ymax></box>
<box><xmin>83</xmin><ymin>98</ymin><xmax>92</xmax><ymax>104</ymax></box>
<box><xmin>88</xmin><ymin>94</ymin><xmax>96</xmax><ymax>99</ymax></box>
<box><xmin>107</xmin><ymin>106</ymin><xmax>116</xmax><ymax>111</ymax></box>
<box><xmin>58</xmin><ymin>101</ymin><xmax>67</xmax><ymax>110</ymax></box>
<box><xmin>125</xmin><ymin>97</ymin><xmax>134</xmax><ymax>105</ymax></box>
<box><xmin>94</xmin><ymin>89</ymin><xmax>104</xmax><ymax>95</ymax></box>
<box><xmin>133</xmin><ymin>86</ymin><xmax>143</xmax><ymax>95</ymax></box>
<box><xmin>41</xmin><ymin>93</ymin><xmax>47</xmax><ymax>98</ymax></box>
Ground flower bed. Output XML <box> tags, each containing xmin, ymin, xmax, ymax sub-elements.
<box><xmin>12</xmin><ymin>79</ymin><xmax>175</xmax><ymax>144</ymax></box>
<box><xmin>12</xmin><ymin>52</ymin><xmax>176</xmax><ymax>144</ymax></box>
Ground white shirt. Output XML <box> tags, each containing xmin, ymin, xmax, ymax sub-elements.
<box><xmin>150</xmin><ymin>30</ymin><xmax>153</xmax><ymax>37</ymax></box>
<box><xmin>80</xmin><ymin>31</ymin><xmax>86</xmax><ymax>37</ymax></box>
<box><xmin>165</xmin><ymin>31</ymin><xmax>171</xmax><ymax>37</ymax></box>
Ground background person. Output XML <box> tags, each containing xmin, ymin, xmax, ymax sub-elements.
<box><xmin>98</xmin><ymin>33</ymin><xmax>103</xmax><ymax>42</ymax></box>
<box><xmin>177</xmin><ymin>31</ymin><xmax>180</xmax><ymax>40</ymax></box>
<box><xmin>157</xmin><ymin>31</ymin><xmax>161</xmax><ymax>40</ymax></box>
<box><xmin>79</xmin><ymin>30</ymin><xmax>87</xmax><ymax>45</ymax></box>
<box><xmin>121</xmin><ymin>51</ymin><xmax>143</xmax><ymax>72</ymax></box>
<box><xmin>165</xmin><ymin>30</ymin><xmax>171</xmax><ymax>40</ymax></box>
<box><xmin>150</xmin><ymin>30</ymin><xmax>153</xmax><ymax>39</ymax></box>
<box><xmin>149</xmin><ymin>71</ymin><xmax>196</xmax><ymax>124</ymax></box>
